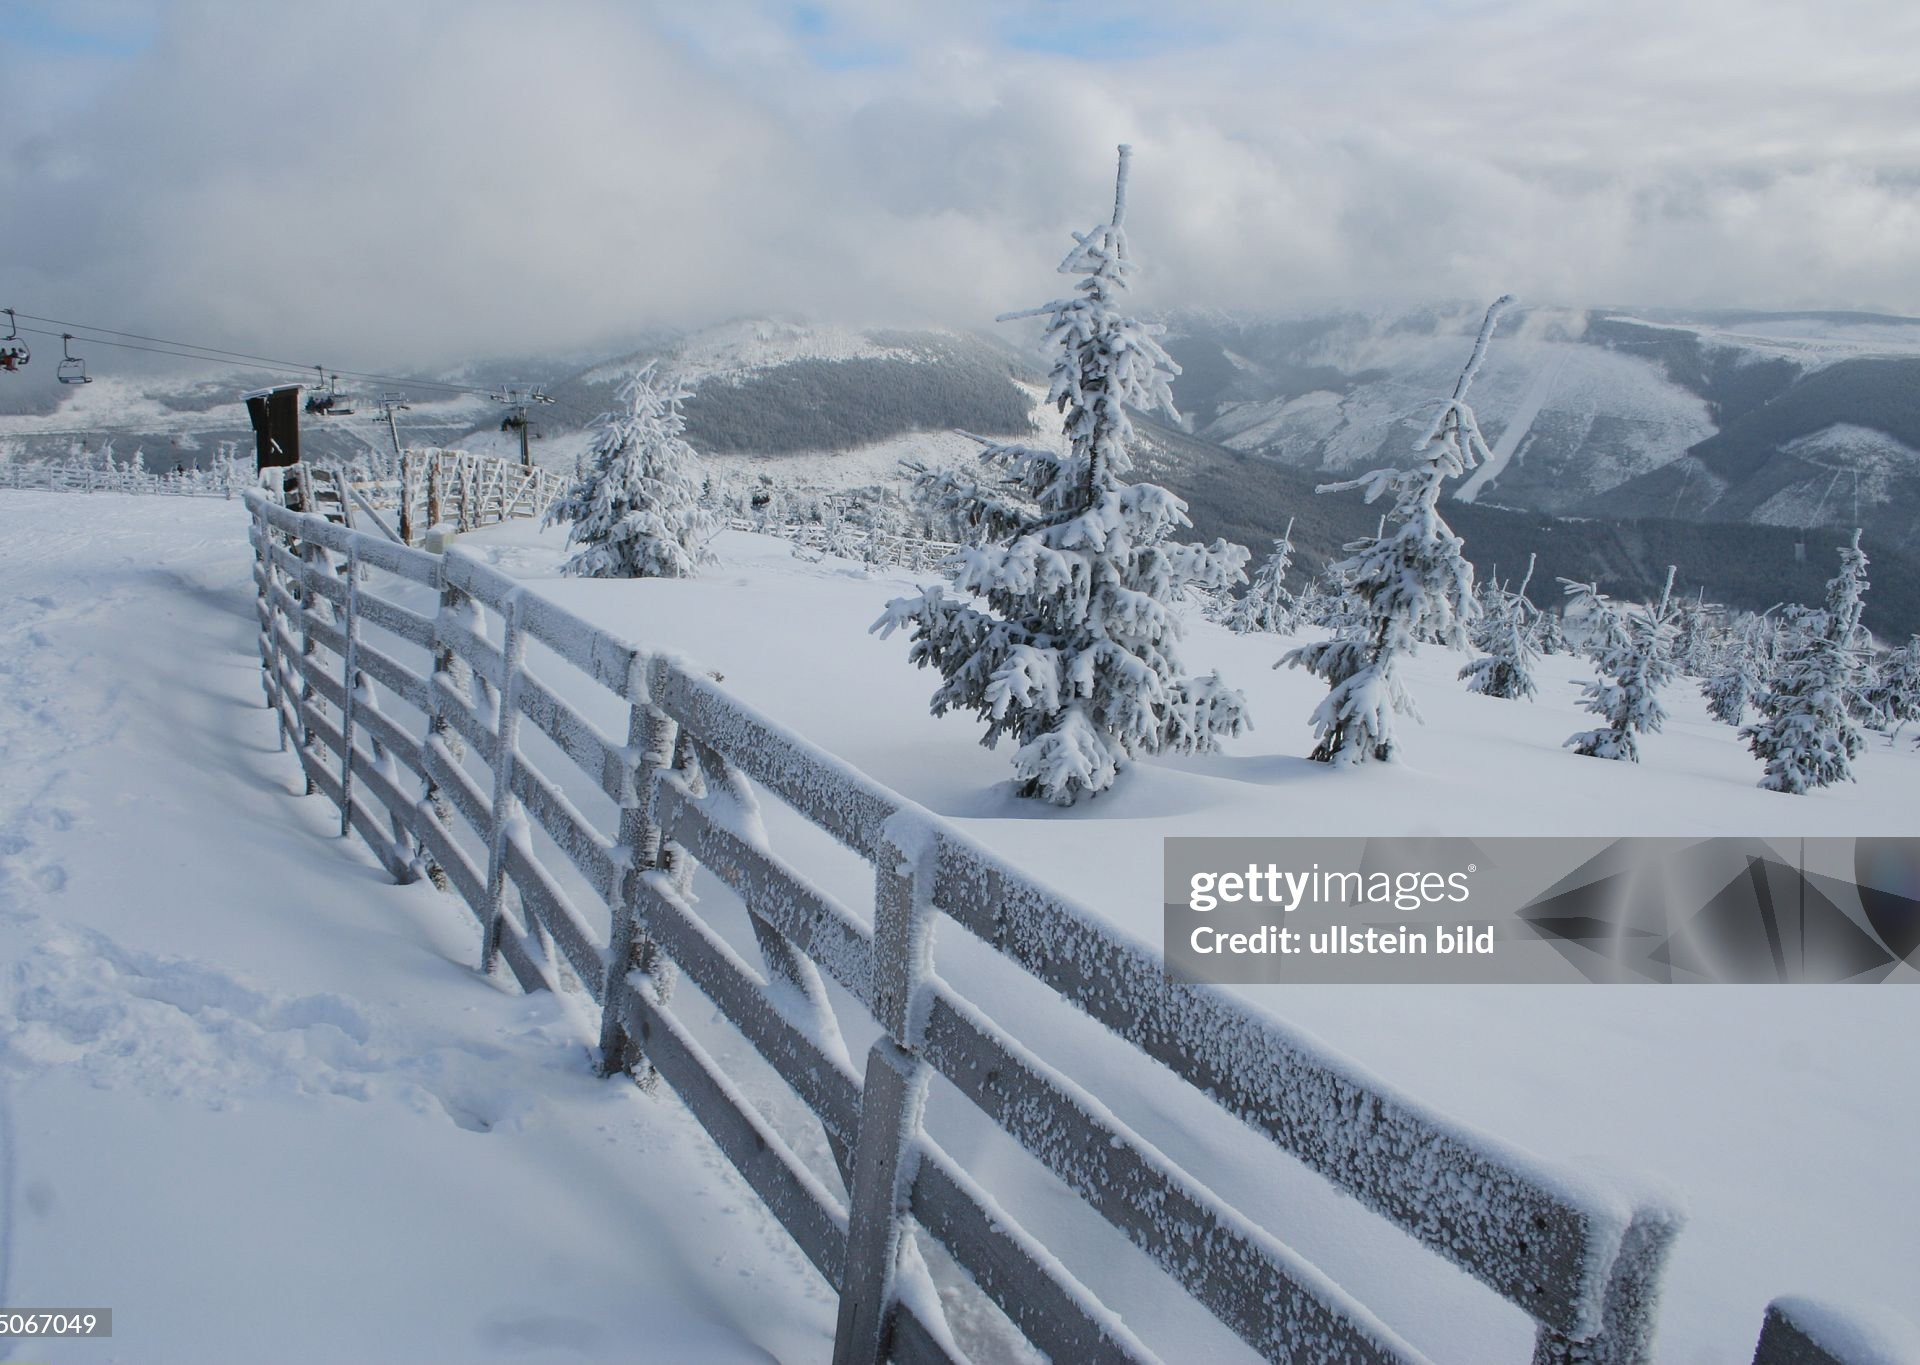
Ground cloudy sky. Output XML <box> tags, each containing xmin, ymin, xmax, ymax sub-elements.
<box><xmin>4</xmin><ymin>0</ymin><xmax>1918</xmax><ymax>368</ymax></box>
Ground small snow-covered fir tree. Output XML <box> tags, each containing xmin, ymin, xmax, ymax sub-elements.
<box><xmin>1700</xmin><ymin>611</ymin><xmax>1772</xmax><ymax>727</ymax></box>
<box><xmin>1744</xmin><ymin>531</ymin><xmax>1871</xmax><ymax>792</ymax></box>
<box><xmin>1279</xmin><ymin>295</ymin><xmax>1514</xmax><ymax>763</ymax></box>
<box><xmin>1224</xmin><ymin>517</ymin><xmax>1299</xmax><ymax>635</ymax></box>
<box><xmin>1563</xmin><ymin>567</ymin><xmax>1680</xmax><ymax>762</ymax></box>
<box><xmin>546</xmin><ymin>363</ymin><xmax>716</xmax><ymax>580</ymax></box>
<box><xmin>1461</xmin><ymin>554</ymin><xmax>1540</xmax><ymax>700</ymax></box>
<box><xmin>873</xmin><ymin>146</ymin><xmax>1250</xmax><ymax>804</ymax></box>
<box><xmin>1864</xmin><ymin>635</ymin><xmax>1920</xmax><ymax>736</ymax></box>
<box><xmin>1535</xmin><ymin>608</ymin><xmax>1568</xmax><ymax>655</ymax></box>
<box><xmin>1670</xmin><ymin>591</ymin><xmax>1717</xmax><ymax>676</ymax></box>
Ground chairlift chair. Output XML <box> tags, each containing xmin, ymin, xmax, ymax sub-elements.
<box><xmin>0</xmin><ymin>309</ymin><xmax>28</xmax><ymax>372</ymax></box>
<box><xmin>57</xmin><ymin>334</ymin><xmax>91</xmax><ymax>385</ymax></box>
<box><xmin>303</xmin><ymin>366</ymin><xmax>354</xmax><ymax>416</ymax></box>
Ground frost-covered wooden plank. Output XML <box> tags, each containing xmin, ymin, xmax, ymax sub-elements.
<box><xmin>632</xmin><ymin>873</ymin><xmax>862</xmax><ymax>1155</ymax></box>
<box><xmin>910</xmin><ymin>1145</ymin><xmax>1159</xmax><ymax>1365</ymax></box>
<box><xmin>411</xmin><ymin>803</ymin><xmax>486</xmax><ymax>913</ymax></box>
<box><xmin>1532</xmin><ymin>1206</ymin><xmax>1680</xmax><ymax>1365</ymax></box>
<box><xmin>917</xmin><ymin>986</ymin><xmax>1432</xmax><ymax>1365</ymax></box>
<box><xmin>684</xmin><ymin>736</ymin><xmax>856</xmax><ymax>1140</ymax></box>
<box><xmin>509</xmin><ymin>758</ymin><xmax>620</xmax><ymax>901</ymax></box>
<box><xmin>352</xmin><ymin>636</ymin><xmax>432</xmax><ymax>719</ymax></box>
<box><xmin>613</xmin><ymin>973</ymin><xmax>849</xmax><ymax>1284</ymax></box>
<box><xmin>422</xmin><ymin>735</ymin><xmax>492</xmax><ymax>842</ymax></box>
<box><xmin>921</xmin><ymin>990</ymin><xmax>1436</xmax><ymax>1359</ymax></box>
<box><xmin>833</xmin><ymin>1040</ymin><xmax>930</xmax><ymax>1365</ymax></box>
<box><xmin>515</xmin><ymin>668</ymin><xmax>629</xmax><ymax>804</ymax></box>
<box><xmin>345</xmin><ymin>533</ymin><xmax>439</xmax><ymax>586</ymax></box>
<box><xmin>931</xmin><ymin>833</ymin><xmax>1619</xmax><ymax>1338</ymax></box>
<box><xmin>429</xmin><ymin>673</ymin><xmax>497</xmax><ymax>764</ymax></box>
<box><xmin>502</xmin><ymin>839</ymin><xmax>604</xmax><ymax>998</ymax></box>
<box><xmin>355</xmin><ymin>590</ymin><xmax>436</xmax><ymax>650</ymax></box>
<box><xmin>438</xmin><ymin>618</ymin><xmax>507</xmax><ymax>691</ymax></box>
<box><xmin>343</xmin><ymin>738</ymin><xmax>426</xmax><ymax>872</ymax></box>
<box><xmin>296</xmin><ymin>559</ymin><xmax>350</xmax><ymax>609</ymax></box>
<box><xmin>885</xmin><ymin>1297</ymin><xmax>965</xmax><ymax>1365</ymax></box>
<box><xmin>294</xmin><ymin>708</ymin><xmax>410</xmax><ymax>882</ymax></box>
<box><xmin>291</xmin><ymin>595</ymin><xmax>351</xmax><ymax>665</ymax></box>
<box><xmin>653</xmin><ymin>782</ymin><xmax>875</xmax><ymax>1006</ymax></box>
<box><xmin>517</xmin><ymin>593</ymin><xmax>644</xmax><ymax>697</ymax></box>
<box><xmin>264</xmin><ymin>576</ymin><xmax>306</xmax><ymax>631</ymax></box>
<box><xmin>648</xmin><ymin>659</ymin><xmax>902</xmax><ymax>860</ymax></box>
<box><xmin>267</xmin><ymin>539</ymin><xmax>328</xmax><ymax>597</ymax></box>
<box><xmin>1748</xmin><ymin>1297</ymin><xmax>1920</xmax><ymax>1365</ymax></box>
<box><xmin>293</xmin><ymin>643</ymin><xmax>350</xmax><ymax>714</ymax></box>
<box><xmin>439</xmin><ymin>549</ymin><xmax>521</xmax><ymax>615</ymax></box>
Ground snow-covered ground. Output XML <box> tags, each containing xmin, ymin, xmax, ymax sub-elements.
<box><xmin>0</xmin><ymin>492</ymin><xmax>837</xmax><ymax>1363</ymax></box>
<box><xmin>2</xmin><ymin>488</ymin><xmax>1916</xmax><ymax>1363</ymax></box>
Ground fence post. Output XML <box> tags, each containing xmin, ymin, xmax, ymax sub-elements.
<box><xmin>249</xmin><ymin>505</ymin><xmax>289</xmax><ymax>751</ymax></box>
<box><xmin>1532</xmin><ymin>1205</ymin><xmax>1682</xmax><ymax>1365</ymax></box>
<box><xmin>337</xmin><ymin>539</ymin><xmax>360</xmax><ymax>837</ymax></box>
<box><xmin>832</xmin><ymin>817</ymin><xmax>940</xmax><ymax>1365</ymax></box>
<box><xmin>477</xmin><ymin>587</ymin><xmax>535</xmax><ymax>985</ymax></box>
<box><xmin>418</xmin><ymin>538</ymin><xmax>469</xmax><ymax>892</ymax></box>
<box><xmin>398</xmin><ymin>451</ymin><xmax>416</xmax><ymax>545</ymax></box>
<box><xmin>294</xmin><ymin>530</ymin><xmax>331</xmax><ymax>798</ymax></box>
<box><xmin>427</xmin><ymin>457</ymin><xmax>443</xmax><ymax>532</ymax></box>
<box><xmin>598</xmin><ymin>670</ymin><xmax>678</xmax><ymax>1081</ymax></box>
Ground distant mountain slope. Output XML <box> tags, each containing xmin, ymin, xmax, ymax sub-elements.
<box><xmin>1129</xmin><ymin>414</ymin><xmax>1920</xmax><ymax>639</ymax></box>
<box><xmin>1157</xmin><ymin>307</ymin><xmax>1920</xmax><ymax>541</ymax></box>
<box><xmin>1587</xmin><ymin>355</ymin><xmax>1920</xmax><ymax>546</ymax></box>
<box><xmin>560</xmin><ymin>321</ymin><xmax>1036</xmax><ymax>456</ymax></box>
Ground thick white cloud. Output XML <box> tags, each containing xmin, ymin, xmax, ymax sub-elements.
<box><xmin>4</xmin><ymin>0</ymin><xmax>1917</xmax><ymax>367</ymax></box>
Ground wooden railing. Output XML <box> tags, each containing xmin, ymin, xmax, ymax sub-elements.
<box><xmin>394</xmin><ymin>447</ymin><xmax>567</xmax><ymax>544</ymax></box>
<box><xmin>246</xmin><ymin>490</ymin><xmax>1873</xmax><ymax>1365</ymax></box>
<box><xmin>0</xmin><ymin>458</ymin><xmax>243</xmax><ymax>498</ymax></box>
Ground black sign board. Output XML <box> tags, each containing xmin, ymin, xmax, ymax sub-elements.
<box><xmin>244</xmin><ymin>384</ymin><xmax>302</xmax><ymax>469</ymax></box>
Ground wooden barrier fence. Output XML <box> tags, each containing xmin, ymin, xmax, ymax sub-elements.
<box><xmin>244</xmin><ymin>490</ymin><xmax>1895</xmax><ymax>1365</ymax></box>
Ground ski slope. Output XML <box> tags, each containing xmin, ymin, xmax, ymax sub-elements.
<box><xmin>0</xmin><ymin>492</ymin><xmax>837</xmax><ymax>1364</ymax></box>
<box><xmin>1</xmin><ymin>488</ymin><xmax>1916</xmax><ymax>1362</ymax></box>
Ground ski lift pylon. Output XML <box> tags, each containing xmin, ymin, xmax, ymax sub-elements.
<box><xmin>57</xmin><ymin>334</ymin><xmax>91</xmax><ymax>385</ymax></box>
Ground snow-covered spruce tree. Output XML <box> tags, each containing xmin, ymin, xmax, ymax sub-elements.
<box><xmin>1535</xmin><ymin>607</ymin><xmax>1568</xmax><ymax>655</ymax></box>
<box><xmin>1225</xmin><ymin>517</ymin><xmax>1299</xmax><ymax>635</ymax></box>
<box><xmin>1563</xmin><ymin>567</ymin><xmax>1680</xmax><ymax>762</ymax></box>
<box><xmin>545</xmin><ymin>362</ymin><xmax>717</xmax><ymax>580</ymax></box>
<box><xmin>1864</xmin><ymin>635</ymin><xmax>1920</xmax><ymax>736</ymax></box>
<box><xmin>1743</xmin><ymin>531</ymin><xmax>1871</xmax><ymax>792</ymax></box>
<box><xmin>1460</xmin><ymin>554</ymin><xmax>1540</xmax><ymax>700</ymax></box>
<box><xmin>1279</xmin><ymin>295</ymin><xmax>1514</xmax><ymax>763</ymax></box>
<box><xmin>1700</xmin><ymin>611</ymin><xmax>1772</xmax><ymax>727</ymax></box>
<box><xmin>1671</xmin><ymin>591</ymin><xmax>1718</xmax><ymax>676</ymax></box>
<box><xmin>873</xmin><ymin>145</ymin><xmax>1250</xmax><ymax>805</ymax></box>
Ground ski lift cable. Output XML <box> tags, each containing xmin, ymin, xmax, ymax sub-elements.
<box><xmin>10</xmin><ymin>310</ymin><xmax>619</xmax><ymax>434</ymax></box>
<box><xmin>11</xmin><ymin>321</ymin><xmax>603</xmax><ymax>433</ymax></box>
<box><xmin>5</xmin><ymin>311</ymin><xmax>510</xmax><ymax>399</ymax></box>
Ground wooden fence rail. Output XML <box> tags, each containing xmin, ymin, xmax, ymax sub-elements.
<box><xmin>244</xmin><ymin>490</ymin><xmax>1888</xmax><ymax>1365</ymax></box>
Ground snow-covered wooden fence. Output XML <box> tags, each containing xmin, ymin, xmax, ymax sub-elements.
<box><xmin>0</xmin><ymin>458</ymin><xmax>243</xmax><ymax>498</ymax></box>
<box><xmin>393</xmin><ymin>447</ymin><xmax>567</xmax><ymax>544</ymax></box>
<box><xmin>247</xmin><ymin>489</ymin><xmax>1701</xmax><ymax>1365</ymax></box>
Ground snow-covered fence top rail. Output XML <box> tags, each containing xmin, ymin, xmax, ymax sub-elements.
<box><xmin>245</xmin><ymin>489</ymin><xmax>1685</xmax><ymax>1365</ymax></box>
